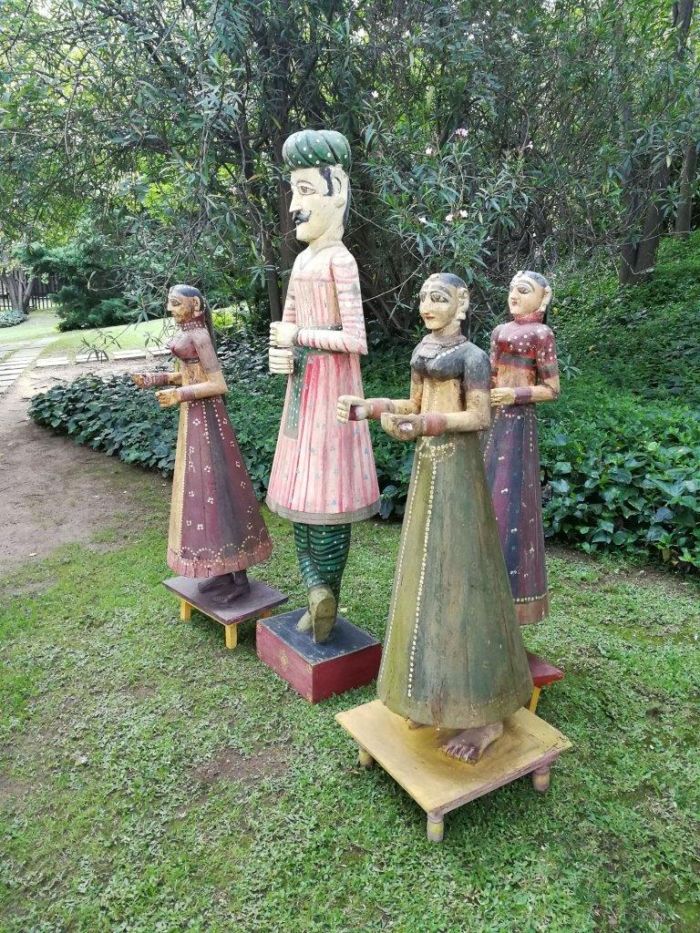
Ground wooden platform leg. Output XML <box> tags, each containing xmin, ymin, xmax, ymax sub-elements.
<box><xmin>180</xmin><ymin>599</ymin><xmax>192</xmax><ymax>622</ymax></box>
<box><xmin>258</xmin><ymin>609</ymin><xmax>272</xmax><ymax>620</ymax></box>
<box><xmin>357</xmin><ymin>746</ymin><xmax>374</xmax><ymax>769</ymax></box>
<box><xmin>427</xmin><ymin>813</ymin><xmax>444</xmax><ymax>843</ymax></box>
<box><xmin>532</xmin><ymin>765</ymin><xmax>551</xmax><ymax>793</ymax></box>
<box><xmin>224</xmin><ymin>624</ymin><xmax>238</xmax><ymax>650</ymax></box>
<box><xmin>528</xmin><ymin>686</ymin><xmax>542</xmax><ymax>714</ymax></box>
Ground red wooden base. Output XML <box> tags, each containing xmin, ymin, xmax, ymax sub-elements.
<box><xmin>526</xmin><ymin>651</ymin><xmax>564</xmax><ymax>713</ymax></box>
<box><xmin>256</xmin><ymin>610</ymin><xmax>382</xmax><ymax>703</ymax></box>
<box><xmin>527</xmin><ymin>652</ymin><xmax>565</xmax><ymax>688</ymax></box>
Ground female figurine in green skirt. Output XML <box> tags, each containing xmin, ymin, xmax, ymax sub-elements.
<box><xmin>338</xmin><ymin>273</ymin><xmax>532</xmax><ymax>762</ymax></box>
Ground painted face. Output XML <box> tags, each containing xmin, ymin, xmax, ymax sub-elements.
<box><xmin>289</xmin><ymin>167</ymin><xmax>347</xmax><ymax>243</ymax></box>
<box><xmin>508</xmin><ymin>274</ymin><xmax>546</xmax><ymax>319</ymax></box>
<box><xmin>167</xmin><ymin>292</ymin><xmax>200</xmax><ymax>324</ymax></box>
<box><xmin>419</xmin><ymin>277</ymin><xmax>468</xmax><ymax>331</ymax></box>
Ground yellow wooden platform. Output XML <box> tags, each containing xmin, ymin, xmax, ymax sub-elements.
<box><xmin>336</xmin><ymin>700</ymin><xmax>572</xmax><ymax>841</ymax></box>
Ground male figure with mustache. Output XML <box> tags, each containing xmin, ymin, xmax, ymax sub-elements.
<box><xmin>267</xmin><ymin>129</ymin><xmax>380</xmax><ymax>643</ymax></box>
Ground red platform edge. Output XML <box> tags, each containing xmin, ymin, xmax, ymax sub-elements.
<box><xmin>527</xmin><ymin>651</ymin><xmax>565</xmax><ymax>688</ymax></box>
<box><xmin>256</xmin><ymin>621</ymin><xmax>382</xmax><ymax>703</ymax></box>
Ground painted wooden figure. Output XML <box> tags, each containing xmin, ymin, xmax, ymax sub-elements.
<box><xmin>338</xmin><ymin>273</ymin><xmax>532</xmax><ymax>763</ymax></box>
<box><xmin>484</xmin><ymin>271</ymin><xmax>560</xmax><ymax>624</ymax></box>
<box><xmin>132</xmin><ymin>285</ymin><xmax>272</xmax><ymax>604</ymax></box>
<box><xmin>267</xmin><ymin>129</ymin><xmax>380</xmax><ymax>644</ymax></box>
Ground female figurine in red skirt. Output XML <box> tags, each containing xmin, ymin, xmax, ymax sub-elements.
<box><xmin>483</xmin><ymin>271</ymin><xmax>560</xmax><ymax>625</ymax></box>
<box><xmin>132</xmin><ymin>285</ymin><xmax>272</xmax><ymax>604</ymax></box>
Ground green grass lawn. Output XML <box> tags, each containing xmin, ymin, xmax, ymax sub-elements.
<box><xmin>0</xmin><ymin>309</ymin><xmax>62</xmax><ymax>345</ymax></box>
<box><xmin>38</xmin><ymin>317</ymin><xmax>175</xmax><ymax>360</ymax></box>
<box><xmin>1</xmin><ymin>490</ymin><xmax>698</xmax><ymax>931</ymax></box>
<box><xmin>0</xmin><ymin>308</ymin><xmax>175</xmax><ymax>359</ymax></box>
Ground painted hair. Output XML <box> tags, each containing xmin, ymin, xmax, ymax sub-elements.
<box><xmin>427</xmin><ymin>272</ymin><xmax>469</xmax><ymax>292</ymax></box>
<box><xmin>513</xmin><ymin>270</ymin><xmax>552</xmax><ymax>322</ymax></box>
<box><xmin>169</xmin><ymin>283</ymin><xmax>215</xmax><ymax>346</ymax></box>
<box><xmin>518</xmin><ymin>270</ymin><xmax>550</xmax><ymax>291</ymax></box>
<box><xmin>283</xmin><ymin>128</ymin><xmax>352</xmax><ymax>227</ymax></box>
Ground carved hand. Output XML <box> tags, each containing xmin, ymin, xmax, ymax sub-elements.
<box><xmin>491</xmin><ymin>387</ymin><xmax>517</xmax><ymax>406</ymax></box>
<box><xmin>381</xmin><ymin>412</ymin><xmax>423</xmax><ymax>442</ymax></box>
<box><xmin>155</xmin><ymin>388</ymin><xmax>180</xmax><ymax>408</ymax></box>
<box><xmin>337</xmin><ymin>395</ymin><xmax>368</xmax><ymax>423</ymax></box>
<box><xmin>269</xmin><ymin>321</ymin><xmax>299</xmax><ymax>349</ymax></box>
<box><xmin>131</xmin><ymin>373</ymin><xmax>150</xmax><ymax>388</ymax></box>
<box><xmin>269</xmin><ymin>348</ymin><xmax>294</xmax><ymax>375</ymax></box>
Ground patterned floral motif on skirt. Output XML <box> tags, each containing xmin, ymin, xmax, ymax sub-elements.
<box><xmin>168</xmin><ymin>396</ymin><xmax>272</xmax><ymax>577</ymax></box>
<box><xmin>483</xmin><ymin>404</ymin><xmax>548</xmax><ymax>624</ymax></box>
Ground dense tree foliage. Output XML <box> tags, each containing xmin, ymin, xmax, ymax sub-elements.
<box><xmin>1</xmin><ymin>0</ymin><xmax>697</xmax><ymax>329</ymax></box>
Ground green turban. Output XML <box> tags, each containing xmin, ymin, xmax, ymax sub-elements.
<box><xmin>282</xmin><ymin>129</ymin><xmax>352</xmax><ymax>173</ymax></box>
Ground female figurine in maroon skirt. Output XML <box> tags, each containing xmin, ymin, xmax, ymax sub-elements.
<box><xmin>483</xmin><ymin>271</ymin><xmax>560</xmax><ymax>625</ymax></box>
<box><xmin>132</xmin><ymin>285</ymin><xmax>272</xmax><ymax>604</ymax></box>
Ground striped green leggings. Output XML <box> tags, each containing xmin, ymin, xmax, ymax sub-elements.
<box><xmin>293</xmin><ymin>523</ymin><xmax>352</xmax><ymax>601</ymax></box>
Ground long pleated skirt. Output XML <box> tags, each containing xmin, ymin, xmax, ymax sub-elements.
<box><xmin>377</xmin><ymin>433</ymin><xmax>532</xmax><ymax>729</ymax></box>
<box><xmin>484</xmin><ymin>404</ymin><xmax>549</xmax><ymax>624</ymax></box>
<box><xmin>167</xmin><ymin>397</ymin><xmax>272</xmax><ymax>577</ymax></box>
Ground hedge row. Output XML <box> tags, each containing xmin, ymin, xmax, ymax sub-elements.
<box><xmin>29</xmin><ymin>335</ymin><xmax>699</xmax><ymax>569</ymax></box>
<box><xmin>0</xmin><ymin>310</ymin><xmax>28</xmax><ymax>328</ymax></box>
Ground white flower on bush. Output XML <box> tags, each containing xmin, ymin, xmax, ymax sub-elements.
<box><xmin>371</xmin><ymin>90</ymin><xmax>379</xmax><ymax>99</ymax></box>
<box><xmin>459</xmin><ymin>209</ymin><xmax>468</xmax><ymax>218</ymax></box>
<box><xmin>425</xmin><ymin>146</ymin><xmax>434</xmax><ymax>156</ymax></box>
<box><xmin>445</xmin><ymin>213</ymin><xmax>454</xmax><ymax>222</ymax></box>
<box><xmin>455</xmin><ymin>127</ymin><xmax>468</xmax><ymax>138</ymax></box>
<box><xmin>418</xmin><ymin>215</ymin><xmax>428</xmax><ymax>225</ymax></box>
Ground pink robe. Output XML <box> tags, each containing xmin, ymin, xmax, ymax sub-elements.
<box><xmin>266</xmin><ymin>244</ymin><xmax>380</xmax><ymax>525</ymax></box>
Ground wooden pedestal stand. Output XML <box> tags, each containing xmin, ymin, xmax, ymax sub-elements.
<box><xmin>257</xmin><ymin>610</ymin><xmax>382</xmax><ymax>702</ymax></box>
<box><xmin>336</xmin><ymin>700</ymin><xmax>572</xmax><ymax>842</ymax></box>
<box><xmin>164</xmin><ymin>577</ymin><xmax>288</xmax><ymax>649</ymax></box>
<box><xmin>527</xmin><ymin>652</ymin><xmax>565</xmax><ymax>713</ymax></box>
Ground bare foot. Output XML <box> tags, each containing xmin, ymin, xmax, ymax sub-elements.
<box><xmin>212</xmin><ymin>571</ymin><xmax>251</xmax><ymax>606</ymax></box>
<box><xmin>442</xmin><ymin>721</ymin><xmax>504</xmax><ymax>764</ymax></box>
<box><xmin>198</xmin><ymin>573</ymin><xmax>233</xmax><ymax>594</ymax></box>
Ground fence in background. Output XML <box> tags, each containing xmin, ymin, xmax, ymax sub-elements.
<box><xmin>0</xmin><ymin>274</ymin><xmax>62</xmax><ymax>311</ymax></box>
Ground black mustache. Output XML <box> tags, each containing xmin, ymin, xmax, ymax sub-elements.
<box><xmin>292</xmin><ymin>210</ymin><xmax>311</xmax><ymax>226</ymax></box>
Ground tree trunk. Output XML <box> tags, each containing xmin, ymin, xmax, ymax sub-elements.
<box><xmin>619</xmin><ymin>0</ymin><xmax>695</xmax><ymax>282</ymax></box>
<box><xmin>633</xmin><ymin>162</ymin><xmax>671</xmax><ymax>280</ymax></box>
<box><xmin>675</xmin><ymin>140</ymin><xmax>698</xmax><ymax>235</ymax></box>
<box><xmin>260</xmin><ymin>230</ymin><xmax>283</xmax><ymax>322</ymax></box>
<box><xmin>4</xmin><ymin>269</ymin><xmax>36</xmax><ymax>313</ymax></box>
<box><xmin>620</xmin><ymin>162</ymin><xmax>671</xmax><ymax>284</ymax></box>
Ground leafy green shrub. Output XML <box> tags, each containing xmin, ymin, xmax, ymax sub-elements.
<box><xmin>29</xmin><ymin>335</ymin><xmax>698</xmax><ymax>569</ymax></box>
<box><xmin>29</xmin><ymin>373</ymin><xmax>179</xmax><ymax>473</ymax></box>
<box><xmin>552</xmin><ymin>231</ymin><xmax>700</xmax><ymax>406</ymax></box>
<box><xmin>539</xmin><ymin>378</ymin><xmax>698</xmax><ymax>569</ymax></box>
<box><xmin>54</xmin><ymin>293</ymin><xmax>133</xmax><ymax>331</ymax></box>
<box><xmin>0</xmin><ymin>309</ymin><xmax>28</xmax><ymax>327</ymax></box>
<box><xmin>22</xmin><ymin>238</ymin><xmax>136</xmax><ymax>332</ymax></box>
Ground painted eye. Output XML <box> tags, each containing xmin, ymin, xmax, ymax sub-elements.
<box><xmin>431</xmin><ymin>292</ymin><xmax>447</xmax><ymax>302</ymax></box>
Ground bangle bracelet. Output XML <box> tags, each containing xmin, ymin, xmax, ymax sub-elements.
<box><xmin>366</xmin><ymin>398</ymin><xmax>393</xmax><ymax>419</ymax></box>
<box><xmin>422</xmin><ymin>413</ymin><xmax>448</xmax><ymax>436</ymax></box>
<box><xmin>514</xmin><ymin>387</ymin><xmax>533</xmax><ymax>404</ymax></box>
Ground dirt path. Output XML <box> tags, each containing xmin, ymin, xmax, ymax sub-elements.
<box><xmin>0</xmin><ymin>361</ymin><xmax>168</xmax><ymax>576</ymax></box>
